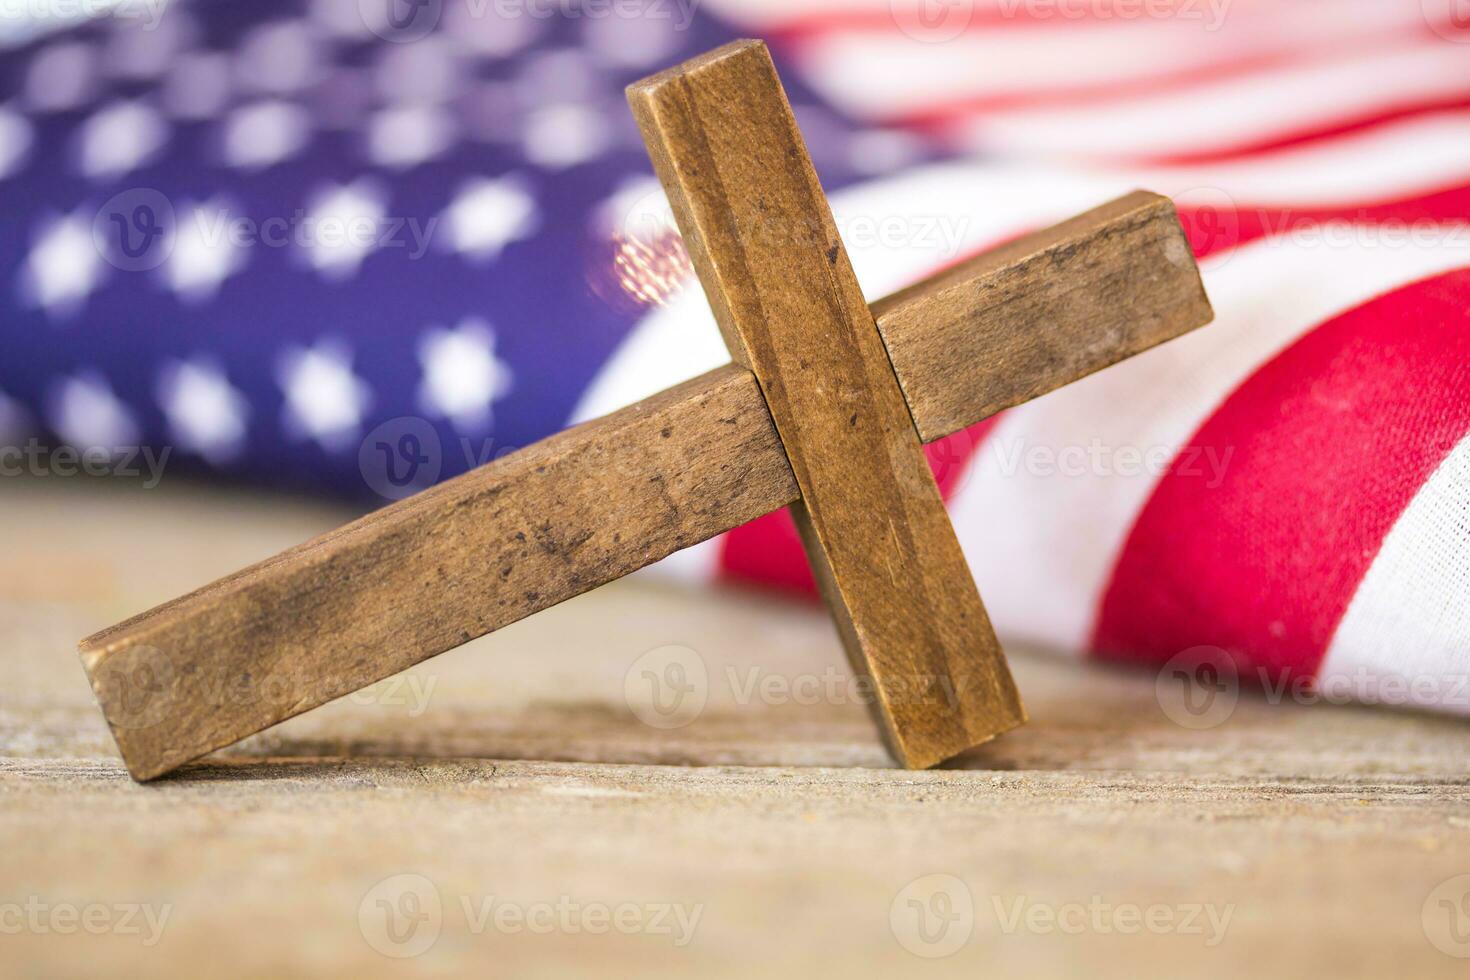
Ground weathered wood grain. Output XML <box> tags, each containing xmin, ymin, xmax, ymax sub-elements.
<box><xmin>872</xmin><ymin>189</ymin><xmax>1213</xmax><ymax>442</ymax></box>
<box><xmin>627</xmin><ymin>39</ymin><xmax>1022</xmax><ymax>768</ymax></box>
<box><xmin>81</xmin><ymin>366</ymin><xmax>797</xmax><ymax>780</ymax></box>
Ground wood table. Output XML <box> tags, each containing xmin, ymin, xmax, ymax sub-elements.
<box><xmin>5</xmin><ymin>472</ymin><xmax>1469</xmax><ymax>977</ymax></box>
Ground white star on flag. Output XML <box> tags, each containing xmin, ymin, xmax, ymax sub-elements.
<box><xmin>24</xmin><ymin>210</ymin><xmax>103</xmax><ymax>318</ymax></box>
<box><xmin>75</xmin><ymin>99</ymin><xmax>168</xmax><ymax>179</ymax></box>
<box><xmin>417</xmin><ymin>317</ymin><xmax>513</xmax><ymax>432</ymax></box>
<box><xmin>299</xmin><ymin>179</ymin><xmax>386</xmax><ymax>280</ymax></box>
<box><xmin>367</xmin><ymin>104</ymin><xmax>455</xmax><ymax>170</ymax></box>
<box><xmin>440</xmin><ymin>175</ymin><xmax>539</xmax><ymax>262</ymax></box>
<box><xmin>276</xmin><ymin>340</ymin><xmax>373</xmax><ymax>451</ymax></box>
<box><xmin>25</xmin><ymin>42</ymin><xmax>96</xmax><ymax>113</ymax></box>
<box><xmin>0</xmin><ymin>103</ymin><xmax>33</xmax><ymax>179</ymax></box>
<box><xmin>47</xmin><ymin>372</ymin><xmax>139</xmax><ymax>451</ymax></box>
<box><xmin>157</xmin><ymin>358</ymin><xmax>250</xmax><ymax>462</ymax></box>
<box><xmin>222</xmin><ymin>99</ymin><xmax>310</xmax><ymax>171</ymax></box>
<box><xmin>522</xmin><ymin>103</ymin><xmax>609</xmax><ymax>170</ymax></box>
<box><xmin>162</xmin><ymin>198</ymin><xmax>248</xmax><ymax>302</ymax></box>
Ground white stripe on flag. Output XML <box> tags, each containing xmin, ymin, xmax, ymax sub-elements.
<box><xmin>1315</xmin><ymin>434</ymin><xmax>1470</xmax><ymax>713</ymax></box>
<box><xmin>947</xmin><ymin>41</ymin><xmax>1468</xmax><ymax>162</ymax></box>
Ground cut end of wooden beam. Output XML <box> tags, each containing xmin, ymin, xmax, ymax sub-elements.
<box><xmin>879</xmin><ymin>667</ymin><xmax>1029</xmax><ymax>770</ymax></box>
<box><xmin>79</xmin><ymin>638</ymin><xmax>192</xmax><ymax>782</ymax></box>
<box><xmin>625</xmin><ymin>38</ymin><xmax>765</xmax><ymax>97</ymax></box>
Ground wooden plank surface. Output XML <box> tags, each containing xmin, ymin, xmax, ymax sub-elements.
<box><xmin>80</xmin><ymin>188</ymin><xmax>1209</xmax><ymax>780</ymax></box>
<box><xmin>627</xmin><ymin>39</ymin><xmax>1021</xmax><ymax>768</ymax></box>
<box><xmin>8</xmin><ymin>474</ymin><xmax>1470</xmax><ymax>979</ymax></box>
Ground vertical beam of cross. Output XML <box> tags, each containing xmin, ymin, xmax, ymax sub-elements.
<box><xmin>628</xmin><ymin>40</ymin><xmax>1025</xmax><ymax>768</ymax></box>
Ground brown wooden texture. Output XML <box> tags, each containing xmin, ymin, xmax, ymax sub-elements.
<box><xmin>80</xmin><ymin>188</ymin><xmax>1210</xmax><ymax>779</ymax></box>
<box><xmin>872</xmin><ymin>190</ymin><xmax>1214</xmax><ymax>443</ymax></box>
<box><xmin>81</xmin><ymin>367</ymin><xmax>796</xmax><ymax>780</ymax></box>
<box><xmin>627</xmin><ymin>40</ymin><xmax>1022</xmax><ymax>768</ymax></box>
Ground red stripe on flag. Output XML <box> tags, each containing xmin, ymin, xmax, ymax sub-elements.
<box><xmin>1091</xmin><ymin>267</ymin><xmax>1470</xmax><ymax>685</ymax></box>
<box><xmin>1177</xmin><ymin>181</ymin><xmax>1470</xmax><ymax>259</ymax></box>
<box><xmin>720</xmin><ymin>508</ymin><xmax>815</xmax><ymax>594</ymax></box>
<box><xmin>719</xmin><ymin>418</ymin><xmax>1001</xmax><ymax>595</ymax></box>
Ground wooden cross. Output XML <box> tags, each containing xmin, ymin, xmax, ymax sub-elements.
<box><xmin>80</xmin><ymin>40</ymin><xmax>1212</xmax><ymax>781</ymax></box>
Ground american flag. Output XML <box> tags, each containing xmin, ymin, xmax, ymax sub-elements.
<box><xmin>2</xmin><ymin>1</ymin><xmax>1468</xmax><ymax>713</ymax></box>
